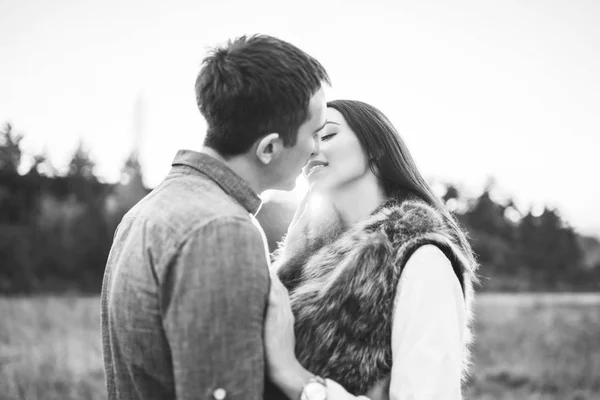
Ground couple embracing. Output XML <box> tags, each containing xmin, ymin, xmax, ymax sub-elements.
<box><xmin>101</xmin><ymin>34</ymin><xmax>478</xmax><ymax>400</ymax></box>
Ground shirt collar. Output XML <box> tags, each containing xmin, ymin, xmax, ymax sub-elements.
<box><xmin>171</xmin><ymin>149</ymin><xmax>262</xmax><ymax>215</ymax></box>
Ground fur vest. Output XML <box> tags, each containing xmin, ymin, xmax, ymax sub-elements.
<box><xmin>266</xmin><ymin>198</ymin><xmax>477</xmax><ymax>398</ymax></box>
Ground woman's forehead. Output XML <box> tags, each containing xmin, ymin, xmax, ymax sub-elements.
<box><xmin>326</xmin><ymin>108</ymin><xmax>344</xmax><ymax>124</ymax></box>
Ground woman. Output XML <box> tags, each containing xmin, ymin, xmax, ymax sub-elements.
<box><xmin>263</xmin><ymin>100</ymin><xmax>478</xmax><ymax>400</ymax></box>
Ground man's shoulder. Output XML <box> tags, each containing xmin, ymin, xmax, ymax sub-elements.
<box><xmin>125</xmin><ymin>174</ymin><xmax>255</xmax><ymax>241</ymax></box>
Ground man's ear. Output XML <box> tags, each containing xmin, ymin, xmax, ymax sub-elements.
<box><xmin>255</xmin><ymin>133</ymin><xmax>283</xmax><ymax>165</ymax></box>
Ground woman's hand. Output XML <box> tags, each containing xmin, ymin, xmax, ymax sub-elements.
<box><xmin>279</xmin><ymin>192</ymin><xmax>312</xmax><ymax>259</ymax></box>
<box><xmin>264</xmin><ymin>272</ymin><xmax>312</xmax><ymax>399</ymax></box>
<box><xmin>281</xmin><ymin>191</ymin><xmax>341</xmax><ymax>259</ymax></box>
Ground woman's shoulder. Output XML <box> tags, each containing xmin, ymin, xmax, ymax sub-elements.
<box><xmin>403</xmin><ymin>244</ymin><xmax>454</xmax><ymax>278</ymax></box>
<box><xmin>410</xmin><ymin>244</ymin><xmax>450</xmax><ymax>261</ymax></box>
<box><xmin>395</xmin><ymin>244</ymin><xmax>464</xmax><ymax>307</ymax></box>
<box><xmin>372</xmin><ymin>197</ymin><xmax>448</xmax><ymax>237</ymax></box>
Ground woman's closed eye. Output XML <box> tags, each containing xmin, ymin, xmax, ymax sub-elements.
<box><xmin>321</xmin><ymin>132</ymin><xmax>337</xmax><ymax>142</ymax></box>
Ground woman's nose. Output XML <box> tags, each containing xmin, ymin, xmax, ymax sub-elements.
<box><xmin>312</xmin><ymin>135</ymin><xmax>321</xmax><ymax>155</ymax></box>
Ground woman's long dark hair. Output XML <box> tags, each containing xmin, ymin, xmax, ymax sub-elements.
<box><xmin>327</xmin><ymin>99</ymin><xmax>476</xmax><ymax>266</ymax></box>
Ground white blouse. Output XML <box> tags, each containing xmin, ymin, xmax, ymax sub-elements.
<box><xmin>324</xmin><ymin>244</ymin><xmax>467</xmax><ymax>400</ymax></box>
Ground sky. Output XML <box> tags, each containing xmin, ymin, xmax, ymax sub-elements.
<box><xmin>1</xmin><ymin>0</ymin><xmax>599</xmax><ymax>236</ymax></box>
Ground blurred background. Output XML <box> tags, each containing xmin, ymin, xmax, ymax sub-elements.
<box><xmin>1</xmin><ymin>0</ymin><xmax>599</xmax><ymax>399</ymax></box>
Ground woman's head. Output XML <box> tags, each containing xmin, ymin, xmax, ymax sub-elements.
<box><xmin>306</xmin><ymin>99</ymin><xmax>433</xmax><ymax>204</ymax></box>
<box><xmin>308</xmin><ymin>99</ymin><xmax>474</xmax><ymax>262</ymax></box>
<box><xmin>302</xmin><ymin>105</ymin><xmax>376</xmax><ymax>193</ymax></box>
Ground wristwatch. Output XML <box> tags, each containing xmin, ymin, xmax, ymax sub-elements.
<box><xmin>300</xmin><ymin>376</ymin><xmax>328</xmax><ymax>400</ymax></box>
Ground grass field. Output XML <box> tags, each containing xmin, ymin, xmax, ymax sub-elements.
<box><xmin>1</xmin><ymin>294</ymin><xmax>599</xmax><ymax>400</ymax></box>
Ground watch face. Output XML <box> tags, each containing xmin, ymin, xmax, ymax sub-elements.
<box><xmin>302</xmin><ymin>381</ymin><xmax>328</xmax><ymax>400</ymax></box>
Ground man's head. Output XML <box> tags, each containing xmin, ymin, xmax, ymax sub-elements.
<box><xmin>195</xmin><ymin>34</ymin><xmax>330</xmax><ymax>190</ymax></box>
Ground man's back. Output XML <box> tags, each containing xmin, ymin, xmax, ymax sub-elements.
<box><xmin>101</xmin><ymin>150</ymin><xmax>270</xmax><ymax>400</ymax></box>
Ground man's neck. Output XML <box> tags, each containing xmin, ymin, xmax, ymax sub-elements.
<box><xmin>327</xmin><ymin>176</ymin><xmax>387</xmax><ymax>228</ymax></box>
<box><xmin>199</xmin><ymin>147</ymin><xmax>265</xmax><ymax>194</ymax></box>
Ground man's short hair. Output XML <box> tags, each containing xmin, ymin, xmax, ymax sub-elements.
<box><xmin>195</xmin><ymin>34</ymin><xmax>330</xmax><ymax>157</ymax></box>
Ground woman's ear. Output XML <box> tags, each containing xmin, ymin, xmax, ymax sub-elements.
<box><xmin>255</xmin><ymin>133</ymin><xmax>283</xmax><ymax>165</ymax></box>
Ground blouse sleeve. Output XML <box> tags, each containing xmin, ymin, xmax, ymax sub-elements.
<box><xmin>321</xmin><ymin>244</ymin><xmax>466</xmax><ymax>400</ymax></box>
<box><xmin>388</xmin><ymin>244</ymin><xmax>466</xmax><ymax>399</ymax></box>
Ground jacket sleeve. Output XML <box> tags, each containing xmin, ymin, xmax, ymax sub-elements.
<box><xmin>162</xmin><ymin>217</ymin><xmax>271</xmax><ymax>400</ymax></box>
<box><xmin>320</xmin><ymin>244</ymin><xmax>466</xmax><ymax>400</ymax></box>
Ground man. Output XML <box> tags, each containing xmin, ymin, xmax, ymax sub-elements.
<box><xmin>101</xmin><ymin>34</ymin><xmax>329</xmax><ymax>400</ymax></box>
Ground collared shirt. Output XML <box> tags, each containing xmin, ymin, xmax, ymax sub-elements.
<box><xmin>101</xmin><ymin>150</ymin><xmax>271</xmax><ymax>400</ymax></box>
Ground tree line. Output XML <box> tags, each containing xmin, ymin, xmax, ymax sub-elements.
<box><xmin>0</xmin><ymin>123</ymin><xmax>598</xmax><ymax>294</ymax></box>
<box><xmin>0</xmin><ymin>123</ymin><xmax>148</xmax><ymax>294</ymax></box>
